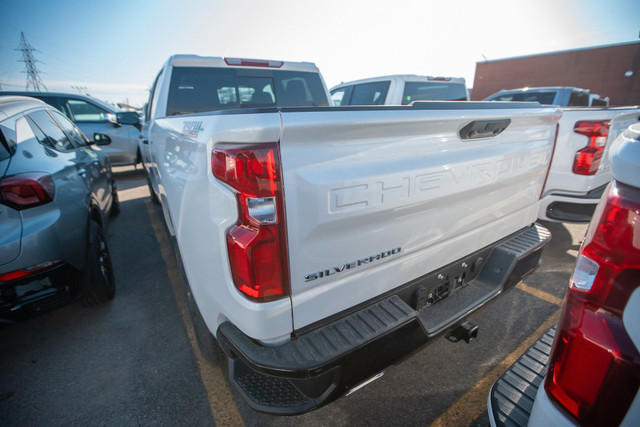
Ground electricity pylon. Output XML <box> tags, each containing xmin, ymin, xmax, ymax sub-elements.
<box><xmin>16</xmin><ymin>32</ymin><xmax>47</xmax><ymax>92</ymax></box>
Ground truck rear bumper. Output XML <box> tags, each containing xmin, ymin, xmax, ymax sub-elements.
<box><xmin>539</xmin><ymin>183</ymin><xmax>608</xmax><ymax>222</ymax></box>
<box><xmin>487</xmin><ymin>327</ymin><xmax>560</xmax><ymax>427</ymax></box>
<box><xmin>217</xmin><ymin>223</ymin><xmax>551</xmax><ymax>415</ymax></box>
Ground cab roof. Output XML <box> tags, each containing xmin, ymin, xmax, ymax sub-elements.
<box><xmin>166</xmin><ymin>54</ymin><xmax>320</xmax><ymax>74</ymax></box>
<box><xmin>331</xmin><ymin>74</ymin><xmax>467</xmax><ymax>90</ymax></box>
<box><xmin>0</xmin><ymin>96</ymin><xmax>48</xmax><ymax>120</ymax></box>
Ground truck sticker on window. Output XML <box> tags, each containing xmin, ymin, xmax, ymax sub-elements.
<box><xmin>182</xmin><ymin>121</ymin><xmax>204</xmax><ymax>138</ymax></box>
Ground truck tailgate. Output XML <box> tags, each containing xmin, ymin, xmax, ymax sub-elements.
<box><xmin>280</xmin><ymin>103</ymin><xmax>560</xmax><ymax>330</ymax></box>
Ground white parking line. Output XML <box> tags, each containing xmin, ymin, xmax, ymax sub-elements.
<box><xmin>431</xmin><ymin>308</ymin><xmax>561</xmax><ymax>427</ymax></box>
<box><xmin>516</xmin><ymin>282</ymin><xmax>564</xmax><ymax>306</ymax></box>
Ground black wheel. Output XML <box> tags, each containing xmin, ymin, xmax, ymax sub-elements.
<box><xmin>110</xmin><ymin>181</ymin><xmax>120</xmax><ymax>217</ymax></box>
<box><xmin>79</xmin><ymin>221</ymin><xmax>115</xmax><ymax>306</ymax></box>
<box><xmin>147</xmin><ymin>174</ymin><xmax>160</xmax><ymax>205</ymax></box>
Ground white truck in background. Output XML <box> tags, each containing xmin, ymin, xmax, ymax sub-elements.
<box><xmin>330</xmin><ymin>74</ymin><xmax>469</xmax><ymax>106</ymax></box>
<box><xmin>537</xmin><ymin>107</ymin><xmax>640</xmax><ymax>222</ymax></box>
<box><xmin>143</xmin><ymin>55</ymin><xmax>559</xmax><ymax>415</ymax></box>
<box><xmin>484</xmin><ymin>87</ymin><xmax>640</xmax><ymax>222</ymax></box>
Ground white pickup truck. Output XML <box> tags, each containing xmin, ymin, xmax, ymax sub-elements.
<box><xmin>538</xmin><ymin>107</ymin><xmax>640</xmax><ymax>222</ymax></box>
<box><xmin>143</xmin><ymin>55</ymin><xmax>559</xmax><ymax>414</ymax></box>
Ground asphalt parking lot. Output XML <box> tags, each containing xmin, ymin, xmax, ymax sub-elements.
<box><xmin>0</xmin><ymin>166</ymin><xmax>588</xmax><ymax>426</ymax></box>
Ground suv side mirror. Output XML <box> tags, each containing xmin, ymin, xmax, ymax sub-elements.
<box><xmin>93</xmin><ymin>133</ymin><xmax>112</xmax><ymax>146</ymax></box>
<box><xmin>116</xmin><ymin>111</ymin><xmax>140</xmax><ymax>126</ymax></box>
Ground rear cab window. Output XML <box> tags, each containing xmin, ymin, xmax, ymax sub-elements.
<box><xmin>166</xmin><ymin>67</ymin><xmax>328</xmax><ymax>116</ymax></box>
<box><xmin>490</xmin><ymin>91</ymin><xmax>557</xmax><ymax>104</ymax></box>
<box><xmin>349</xmin><ymin>81</ymin><xmax>390</xmax><ymax>105</ymax></box>
<box><xmin>402</xmin><ymin>81</ymin><xmax>468</xmax><ymax>104</ymax></box>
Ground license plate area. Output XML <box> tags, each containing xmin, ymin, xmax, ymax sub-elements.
<box><xmin>411</xmin><ymin>250</ymin><xmax>490</xmax><ymax>312</ymax></box>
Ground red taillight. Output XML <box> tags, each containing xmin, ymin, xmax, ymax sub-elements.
<box><xmin>224</xmin><ymin>58</ymin><xmax>284</xmax><ymax>68</ymax></box>
<box><xmin>545</xmin><ymin>180</ymin><xmax>640</xmax><ymax>425</ymax></box>
<box><xmin>572</xmin><ymin>120</ymin><xmax>610</xmax><ymax>175</ymax></box>
<box><xmin>212</xmin><ymin>143</ymin><xmax>290</xmax><ymax>301</ymax></box>
<box><xmin>0</xmin><ymin>172</ymin><xmax>55</xmax><ymax>210</ymax></box>
<box><xmin>0</xmin><ymin>260</ymin><xmax>63</xmax><ymax>283</ymax></box>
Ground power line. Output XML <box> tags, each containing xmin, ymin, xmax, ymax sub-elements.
<box><xmin>16</xmin><ymin>32</ymin><xmax>47</xmax><ymax>92</ymax></box>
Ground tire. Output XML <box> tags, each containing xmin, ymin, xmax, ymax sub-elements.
<box><xmin>110</xmin><ymin>181</ymin><xmax>120</xmax><ymax>217</ymax></box>
<box><xmin>79</xmin><ymin>221</ymin><xmax>115</xmax><ymax>306</ymax></box>
<box><xmin>147</xmin><ymin>174</ymin><xmax>160</xmax><ymax>205</ymax></box>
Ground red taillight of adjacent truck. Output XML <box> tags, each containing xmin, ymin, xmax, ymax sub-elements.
<box><xmin>545</xmin><ymin>180</ymin><xmax>640</xmax><ymax>426</ymax></box>
<box><xmin>212</xmin><ymin>143</ymin><xmax>290</xmax><ymax>302</ymax></box>
<box><xmin>572</xmin><ymin>120</ymin><xmax>610</xmax><ymax>175</ymax></box>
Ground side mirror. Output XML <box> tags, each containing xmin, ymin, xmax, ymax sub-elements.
<box><xmin>104</xmin><ymin>113</ymin><xmax>118</xmax><ymax>125</ymax></box>
<box><xmin>93</xmin><ymin>133</ymin><xmax>112</xmax><ymax>146</ymax></box>
<box><xmin>116</xmin><ymin>111</ymin><xmax>140</xmax><ymax>126</ymax></box>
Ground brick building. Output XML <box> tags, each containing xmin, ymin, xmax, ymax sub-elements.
<box><xmin>471</xmin><ymin>41</ymin><xmax>640</xmax><ymax>106</ymax></box>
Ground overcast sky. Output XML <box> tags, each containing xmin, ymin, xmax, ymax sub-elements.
<box><xmin>1</xmin><ymin>0</ymin><xmax>638</xmax><ymax>107</ymax></box>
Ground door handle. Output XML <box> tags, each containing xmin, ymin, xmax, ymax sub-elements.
<box><xmin>459</xmin><ymin>119</ymin><xmax>511</xmax><ymax>140</ymax></box>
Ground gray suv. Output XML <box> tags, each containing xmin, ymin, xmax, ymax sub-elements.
<box><xmin>0</xmin><ymin>91</ymin><xmax>141</xmax><ymax>166</ymax></box>
<box><xmin>0</xmin><ymin>96</ymin><xmax>118</xmax><ymax>321</ymax></box>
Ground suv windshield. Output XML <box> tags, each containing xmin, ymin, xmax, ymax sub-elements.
<box><xmin>167</xmin><ymin>67</ymin><xmax>328</xmax><ymax>116</ymax></box>
<box><xmin>402</xmin><ymin>81</ymin><xmax>468</xmax><ymax>104</ymax></box>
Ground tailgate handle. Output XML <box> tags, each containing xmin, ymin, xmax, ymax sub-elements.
<box><xmin>459</xmin><ymin>119</ymin><xmax>511</xmax><ymax>140</ymax></box>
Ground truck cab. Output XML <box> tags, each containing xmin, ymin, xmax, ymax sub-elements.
<box><xmin>330</xmin><ymin>74</ymin><xmax>469</xmax><ymax>106</ymax></box>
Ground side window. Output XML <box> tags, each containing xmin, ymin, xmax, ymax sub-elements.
<box><xmin>350</xmin><ymin>81</ymin><xmax>390</xmax><ymax>105</ymax></box>
<box><xmin>568</xmin><ymin>91</ymin><xmax>589</xmax><ymax>107</ymax></box>
<box><xmin>489</xmin><ymin>95</ymin><xmax>515</xmax><ymax>102</ymax></box>
<box><xmin>15</xmin><ymin>117</ymin><xmax>40</xmax><ymax>149</ymax></box>
<box><xmin>591</xmin><ymin>97</ymin><xmax>608</xmax><ymax>107</ymax></box>
<box><xmin>27</xmin><ymin>109</ymin><xmax>74</xmax><ymax>151</ymax></box>
<box><xmin>147</xmin><ymin>70</ymin><xmax>163</xmax><ymax>119</ymax></box>
<box><xmin>40</xmin><ymin>97</ymin><xmax>73</xmax><ymax>121</ymax></box>
<box><xmin>0</xmin><ymin>119</ymin><xmax>17</xmax><ymax>160</ymax></box>
<box><xmin>49</xmin><ymin>110</ymin><xmax>89</xmax><ymax>147</ymax></box>
<box><xmin>66</xmin><ymin>99</ymin><xmax>110</xmax><ymax>123</ymax></box>
<box><xmin>331</xmin><ymin>87</ymin><xmax>350</xmax><ymax>106</ymax></box>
